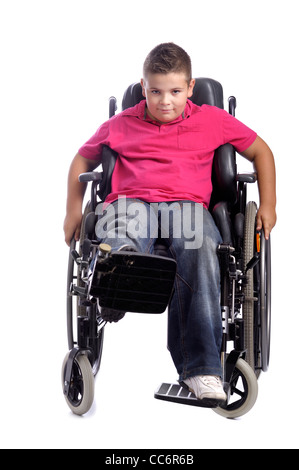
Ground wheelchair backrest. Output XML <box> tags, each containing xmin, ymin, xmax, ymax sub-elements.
<box><xmin>122</xmin><ymin>78</ymin><xmax>224</xmax><ymax>110</ymax></box>
<box><xmin>99</xmin><ymin>78</ymin><xmax>237</xmax><ymax>208</ymax></box>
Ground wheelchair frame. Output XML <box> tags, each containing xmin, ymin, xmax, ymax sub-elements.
<box><xmin>62</xmin><ymin>78</ymin><xmax>271</xmax><ymax>419</ymax></box>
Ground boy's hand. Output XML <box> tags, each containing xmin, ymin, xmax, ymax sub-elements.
<box><xmin>256</xmin><ymin>203</ymin><xmax>277</xmax><ymax>240</ymax></box>
<box><xmin>63</xmin><ymin>210</ymin><xmax>82</xmax><ymax>247</ymax></box>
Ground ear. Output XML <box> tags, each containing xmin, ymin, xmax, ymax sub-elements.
<box><xmin>187</xmin><ymin>78</ymin><xmax>196</xmax><ymax>98</ymax></box>
<box><xmin>140</xmin><ymin>78</ymin><xmax>146</xmax><ymax>97</ymax></box>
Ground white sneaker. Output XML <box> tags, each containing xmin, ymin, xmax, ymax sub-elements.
<box><xmin>183</xmin><ymin>375</ymin><xmax>227</xmax><ymax>403</ymax></box>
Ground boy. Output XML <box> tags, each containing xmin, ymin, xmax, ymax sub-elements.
<box><xmin>64</xmin><ymin>43</ymin><xmax>276</xmax><ymax>404</ymax></box>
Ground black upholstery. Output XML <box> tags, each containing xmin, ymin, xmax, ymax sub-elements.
<box><xmin>212</xmin><ymin>201</ymin><xmax>234</xmax><ymax>245</ymax></box>
<box><xmin>99</xmin><ymin>145</ymin><xmax>118</xmax><ymax>202</ymax></box>
<box><xmin>122</xmin><ymin>83</ymin><xmax>144</xmax><ymax>111</ymax></box>
<box><xmin>191</xmin><ymin>78</ymin><xmax>224</xmax><ymax>108</ymax></box>
<box><xmin>210</xmin><ymin>144</ymin><xmax>237</xmax><ymax>208</ymax></box>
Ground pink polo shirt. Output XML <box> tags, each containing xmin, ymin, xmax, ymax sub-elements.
<box><xmin>79</xmin><ymin>99</ymin><xmax>257</xmax><ymax>208</ymax></box>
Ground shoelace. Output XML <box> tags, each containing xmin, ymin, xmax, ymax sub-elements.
<box><xmin>201</xmin><ymin>376</ymin><xmax>221</xmax><ymax>386</ymax></box>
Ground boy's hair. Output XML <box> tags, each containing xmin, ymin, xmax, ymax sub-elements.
<box><xmin>143</xmin><ymin>43</ymin><xmax>192</xmax><ymax>83</ymax></box>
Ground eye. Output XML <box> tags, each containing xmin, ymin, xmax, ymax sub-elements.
<box><xmin>172</xmin><ymin>90</ymin><xmax>181</xmax><ymax>95</ymax></box>
<box><xmin>151</xmin><ymin>90</ymin><xmax>160</xmax><ymax>95</ymax></box>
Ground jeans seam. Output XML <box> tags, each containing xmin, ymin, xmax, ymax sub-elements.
<box><xmin>175</xmin><ymin>274</ymin><xmax>190</xmax><ymax>378</ymax></box>
<box><xmin>168</xmin><ymin>245</ymin><xmax>194</xmax><ymax>292</ymax></box>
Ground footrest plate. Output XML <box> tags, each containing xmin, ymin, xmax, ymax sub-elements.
<box><xmin>90</xmin><ymin>252</ymin><xmax>177</xmax><ymax>313</ymax></box>
<box><xmin>154</xmin><ymin>383</ymin><xmax>219</xmax><ymax>408</ymax></box>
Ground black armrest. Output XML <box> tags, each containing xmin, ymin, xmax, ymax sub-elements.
<box><xmin>78</xmin><ymin>172</ymin><xmax>102</xmax><ymax>183</ymax></box>
<box><xmin>237</xmin><ymin>173</ymin><xmax>257</xmax><ymax>183</ymax></box>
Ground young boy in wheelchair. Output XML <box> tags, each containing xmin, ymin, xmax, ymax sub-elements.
<box><xmin>63</xmin><ymin>43</ymin><xmax>276</xmax><ymax>404</ymax></box>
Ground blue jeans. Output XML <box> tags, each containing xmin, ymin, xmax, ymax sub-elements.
<box><xmin>95</xmin><ymin>198</ymin><xmax>223</xmax><ymax>380</ymax></box>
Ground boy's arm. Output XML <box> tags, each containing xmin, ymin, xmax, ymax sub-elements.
<box><xmin>63</xmin><ymin>153</ymin><xmax>100</xmax><ymax>246</ymax></box>
<box><xmin>240</xmin><ymin>135</ymin><xmax>276</xmax><ymax>240</ymax></box>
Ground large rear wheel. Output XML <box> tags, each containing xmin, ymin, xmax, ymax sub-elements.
<box><xmin>243</xmin><ymin>201</ymin><xmax>257</xmax><ymax>371</ymax></box>
<box><xmin>243</xmin><ymin>201</ymin><xmax>271</xmax><ymax>376</ymax></box>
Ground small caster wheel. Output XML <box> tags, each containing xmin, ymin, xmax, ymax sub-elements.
<box><xmin>213</xmin><ymin>358</ymin><xmax>258</xmax><ymax>419</ymax></box>
<box><xmin>62</xmin><ymin>352</ymin><xmax>94</xmax><ymax>415</ymax></box>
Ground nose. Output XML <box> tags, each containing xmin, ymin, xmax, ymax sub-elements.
<box><xmin>160</xmin><ymin>93</ymin><xmax>171</xmax><ymax>105</ymax></box>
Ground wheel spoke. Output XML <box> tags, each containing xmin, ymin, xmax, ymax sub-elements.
<box><xmin>232</xmin><ymin>386</ymin><xmax>245</xmax><ymax>399</ymax></box>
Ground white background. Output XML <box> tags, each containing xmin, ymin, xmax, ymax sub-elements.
<box><xmin>0</xmin><ymin>0</ymin><xmax>298</xmax><ymax>449</ymax></box>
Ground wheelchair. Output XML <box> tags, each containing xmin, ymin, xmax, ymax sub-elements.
<box><xmin>62</xmin><ymin>78</ymin><xmax>271</xmax><ymax>419</ymax></box>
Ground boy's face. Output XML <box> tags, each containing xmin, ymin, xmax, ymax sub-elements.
<box><xmin>141</xmin><ymin>72</ymin><xmax>195</xmax><ymax>123</ymax></box>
